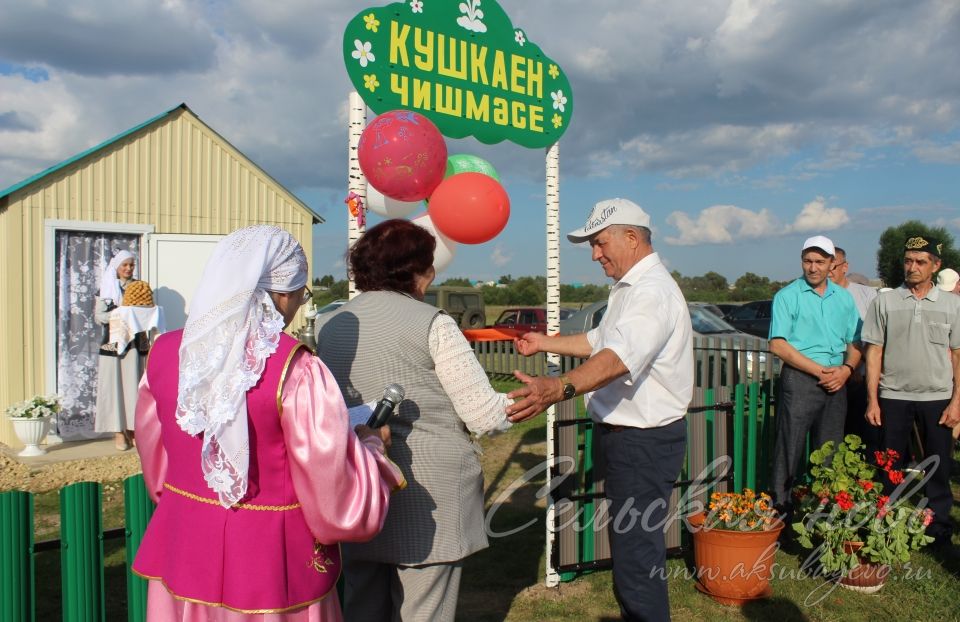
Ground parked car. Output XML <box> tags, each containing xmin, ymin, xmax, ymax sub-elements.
<box><xmin>559</xmin><ymin>300</ymin><xmax>752</xmax><ymax>338</ymax></box>
<box><xmin>559</xmin><ymin>300</ymin><xmax>771</xmax><ymax>380</ymax></box>
<box><xmin>724</xmin><ymin>300</ymin><xmax>772</xmax><ymax>338</ymax></box>
<box><xmin>424</xmin><ymin>286</ymin><xmax>486</xmax><ymax>329</ymax></box>
<box><xmin>491</xmin><ymin>307</ymin><xmax>577</xmax><ymax>333</ymax></box>
<box><xmin>688</xmin><ymin>302</ymin><xmax>726</xmax><ymax>320</ymax></box>
<box><xmin>558</xmin><ymin>300</ymin><xmax>608</xmax><ymax>335</ymax></box>
<box><xmin>315</xmin><ymin>299</ymin><xmax>347</xmax><ymax>314</ymax></box>
<box><xmin>714</xmin><ymin>303</ymin><xmax>740</xmax><ymax>319</ymax></box>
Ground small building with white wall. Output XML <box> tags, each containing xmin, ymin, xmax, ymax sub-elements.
<box><xmin>0</xmin><ymin>103</ymin><xmax>321</xmax><ymax>447</ymax></box>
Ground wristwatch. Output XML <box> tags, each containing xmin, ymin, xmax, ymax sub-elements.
<box><xmin>560</xmin><ymin>375</ymin><xmax>576</xmax><ymax>400</ymax></box>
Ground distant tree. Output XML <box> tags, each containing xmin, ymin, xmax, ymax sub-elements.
<box><xmin>498</xmin><ymin>274</ymin><xmax>514</xmax><ymax>285</ymax></box>
<box><xmin>876</xmin><ymin>221</ymin><xmax>960</xmax><ymax>288</ymax></box>
<box><xmin>734</xmin><ymin>272</ymin><xmax>775</xmax><ymax>301</ymax></box>
<box><xmin>440</xmin><ymin>277</ymin><xmax>472</xmax><ymax>286</ymax></box>
<box><xmin>314</xmin><ymin>279</ymin><xmax>347</xmax><ymax>306</ymax></box>
<box><xmin>560</xmin><ymin>283</ymin><xmax>608</xmax><ymax>303</ymax></box>
<box><xmin>318</xmin><ymin>274</ymin><xmax>335</xmax><ymax>287</ymax></box>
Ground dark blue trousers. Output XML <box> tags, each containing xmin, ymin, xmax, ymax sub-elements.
<box><xmin>875</xmin><ymin>397</ymin><xmax>955</xmax><ymax>543</ymax></box>
<box><xmin>595</xmin><ymin>419</ymin><xmax>686</xmax><ymax>622</ymax></box>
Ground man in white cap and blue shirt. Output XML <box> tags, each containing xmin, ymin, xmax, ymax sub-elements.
<box><xmin>507</xmin><ymin>198</ymin><xmax>692</xmax><ymax>622</ymax></box>
<box><xmin>768</xmin><ymin>235</ymin><xmax>861</xmax><ymax>518</ymax></box>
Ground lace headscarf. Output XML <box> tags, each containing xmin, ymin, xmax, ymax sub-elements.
<box><xmin>177</xmin><ymin>225</ymin><xmax>308</xmax><ymax>507</ymax></box>
<box><xmin>99</xmin><ymin>250</ymin><xmax>136</xmax><ymax>302</ymax></box>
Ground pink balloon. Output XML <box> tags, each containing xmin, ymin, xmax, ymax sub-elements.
<box><xmin>358</xmin><ymin>110</ymin><xmax>447</xmax><ymax>202</ymax></box>
<box><xmin>427</xmin><ymin>173</ymin><xmax>510</xmax><ymax>244</ymax></box>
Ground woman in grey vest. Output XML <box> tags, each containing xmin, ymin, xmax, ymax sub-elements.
<box><xmin>317</xmin><ymin>219</ymin><xmax>511</xmax><ymax>622</ymax></box>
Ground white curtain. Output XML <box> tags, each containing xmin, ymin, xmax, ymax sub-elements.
<box><xmin>55</xmin><ymin>231</ymin><xmax>140</xmax><ymax>439</ymax></box>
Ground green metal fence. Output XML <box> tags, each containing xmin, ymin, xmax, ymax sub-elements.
<box><xmin>0</xmin><ymin>475</ymin><xmax>154</xmax><ymax>622</ymax></box>
<box><xmin>544</xmin><ymin>336</ymin><xmax>780</xmax><ymax>578</ymax></box>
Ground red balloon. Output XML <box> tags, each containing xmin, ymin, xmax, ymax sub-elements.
<box><xmin>427</xmin><ymin>173</ymin><xmax>510</xmax><ymax>244</ymax></box>
<box><xmin>358</xmin><ymin>110</ymin><xmax>447</xmax><ymax>202</ymax></box>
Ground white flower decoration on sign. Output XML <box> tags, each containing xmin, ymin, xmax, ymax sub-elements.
<box><xmin>457</xmin><ymin>0</ymin><xmax>487</xmax><ymax>33</ymax></box>
<box><xmin>351</xmin><ymin>39</ymin><xmax>375</xmax><ymax>67</ymax></box>
<box><xmin>551</xmin><ymin>89</ymin><xmax>567</xmax><ymax>113</ymax></box>
<box><xmin>410</xmin><ymin>0</ymin><xmax>423</xmax><ymax>13</ymax></box>
<box><xmin>514</xmin><ymin>30</ymin><xmax>526</xmax><ymax>46</ymax></box>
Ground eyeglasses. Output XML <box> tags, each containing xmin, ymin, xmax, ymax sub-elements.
<box><xmin>301</xmin><ymin>286</ymin><xmax>313</xmax><ymax>306</ymax></box>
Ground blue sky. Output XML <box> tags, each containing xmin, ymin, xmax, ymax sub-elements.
<box><xmin>2</xmin><ymin>0</ymin><xmax>959</xmax><ymax>285</ymax></box>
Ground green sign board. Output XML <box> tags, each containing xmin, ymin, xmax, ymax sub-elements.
<box><xmin>343</xmin><ymin>0</ymin><xmax>573</xmax><ymax>149</ymax></box>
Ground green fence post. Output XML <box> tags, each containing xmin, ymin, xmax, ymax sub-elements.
<box><xmin>123</xmin><ymin>475</ymin><xmax>155</xmax><ymax>622</ymax></box>
<box><xmin>747</xmin><ymin>381</ymin><xmax>759</xmax><ymax>491</ymax></box>
<box><xmin>733</xmin><ymin>383</ymin><xmax>745</xmax><ymax>492</ymax></box>
<box><xmin>60</xmin><ymin>482</ymin><xmax>105</xmax><ymax>622</ymax></box>
<box><xmin>1</xmin><ymin>490</ymin><xmax>35</xmax><ymax>622</ymax></box>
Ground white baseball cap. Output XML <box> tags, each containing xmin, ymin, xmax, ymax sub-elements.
<box><xmin>937</xmin><ymin>268</ymin><xmax>959</xmax><ymax>292</ymax></box>
<box><xmin>567</xmin><ymin>198</ymin><xmax>651</xmax><ymax>243</ymax></box>
<box><xmin>802</xmin><ymin>235</ymin><xmax>835</xmax><ymax>257</ymax></box>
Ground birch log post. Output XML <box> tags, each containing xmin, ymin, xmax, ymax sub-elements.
<box><xmin>347</xmin><ymin>91</ymin><xmax>367</xmax><ymax>299</ymax></box>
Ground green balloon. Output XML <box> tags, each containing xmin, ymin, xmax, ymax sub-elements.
<box><xmin>445</xmin><ymin>154</ymin><xmax>500</xmax><ymax>181</ymax></box>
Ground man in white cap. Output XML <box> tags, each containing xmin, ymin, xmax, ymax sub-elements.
<box><xmin>768</xmin><ymin>235</ymin><xmax>861</xmax><ymax>518</ymax></box>
<box><xmin>506</xmin><ymin>198</ymin><xmax>692</xmax><ymax>622</ymax></box>
<box><xmin>937</xmin><ymin>267</ymin><xmax>960</xmax><ymax>294</ymax></box>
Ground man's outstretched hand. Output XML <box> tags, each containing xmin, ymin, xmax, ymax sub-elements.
<box><xmin>505</xmin><ymin>370</ymin><xmax>562</xmax><ymax>423</ymax></box>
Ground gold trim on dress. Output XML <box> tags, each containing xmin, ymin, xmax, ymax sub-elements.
<box><xmin>277</xmin><ymin>342</ymin><xmax>312</xmax><ymax>417</ymax></box>
<box><xmin>132</xmin><ymin>569</ymin><xmax>341</xmax><ymax>614</ymax></box>
<box><xmin>163</xmin><ymin>482</ymin><xmax>301</xmax><ymax>511</ymax></box>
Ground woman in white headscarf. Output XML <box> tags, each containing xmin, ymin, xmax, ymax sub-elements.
<box><xmin>132</xmin><ymin>225</ymin><xmax>403</xmax><ymax>621</ymax></box>
<box><xmin>94</xmin><ymin>249</ymin><xmax>141</xmax><ymax>450</ymax></box>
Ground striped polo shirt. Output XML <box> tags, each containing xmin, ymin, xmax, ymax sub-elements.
<box><xmin>861</xmin><ymin>285</ymin><xmax>960</xmax><ymax>400</ymax></box>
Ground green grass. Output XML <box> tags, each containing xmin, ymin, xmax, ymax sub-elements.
<box><xmin>466</xmin><ymin>379</ymin><xmax>960</xmax><ymax>621</ymax></box>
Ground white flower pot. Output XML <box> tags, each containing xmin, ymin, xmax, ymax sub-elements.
<box><xmin>10</xmin><ymin>416</ymin><xmax>51</xmax><ymax>457</ymax></box>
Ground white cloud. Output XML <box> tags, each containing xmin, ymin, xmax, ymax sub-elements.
<box><xmin>913</xmin><ymin>140</ymin><xmax>960</xmax><ymax>164</ymax></box>
<box><xmin>785</xmin><ymin>196</ymin><xmax>849</xmax><ymax>233</ymax></box>
<box><xmin>490</xmin><ymin>244</ymin><xmax>512</xmax><ymax>268</ymax></box>
<box><xmin>665</xmin><ymin>196</ymin><xmax>849</xmax><ymax>245</ymax></box>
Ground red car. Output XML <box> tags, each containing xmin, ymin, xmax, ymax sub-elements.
<box><xmin>492</xmin><ymin>307</ymin><xmax>575</xmax><ymax>333</ymax></box>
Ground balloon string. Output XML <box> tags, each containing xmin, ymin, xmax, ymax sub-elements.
<box><xmin>345</xmin><ymin>191</ymin><xmax>365</xmax><ymax>227</ymax></box>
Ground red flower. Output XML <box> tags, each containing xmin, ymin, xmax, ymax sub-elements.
<box><xmin>858</xmin><ymin>480</ymin><xmax>874</xmax><ymax>492</ymax></box>
<box><xmin>835</xmin><ymin>491</ymin><xmax>855</xmax><ymax>511</ymax></box>
<box><xmin>889</xmin><ymin>470</ymin><xmax>904</xmax><ymax>485</ymax></box>
<box><xmin>875</xmin><ymin>448</ymin><xmax>900</xmax><ymax>471</ymax></box>
<box><xmin>877</xmin><ymin>495</ymin><xmax>890</xmax><ymax>519</ymax></box>
<box><xmin>922</xmin><ymin>508</ymin><xmax>934</xmax><ymax>527</ymax></box>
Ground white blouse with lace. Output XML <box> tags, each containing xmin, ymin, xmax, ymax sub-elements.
<box><xmin>428</xmin><ymin>313</ymin><xmax>513</xmax><ymax>436</ymax></box>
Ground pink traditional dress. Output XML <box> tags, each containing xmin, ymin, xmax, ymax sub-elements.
<box><xmin>132</xmin><ymin>225</ymin><xmax>403</xmax><ymax>621</ymax></box>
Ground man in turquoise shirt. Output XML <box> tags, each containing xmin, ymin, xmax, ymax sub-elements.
<box><xmin>768</xmin><ymin>235</ymin><xmax>862</xmax><ymax>515</ymax></box>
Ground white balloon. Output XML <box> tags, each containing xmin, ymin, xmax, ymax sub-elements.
<box><xmin>366</xmin><ymin>185</ymin><xmax>421</xmax><ymax>218</ymax></box>
<box><xmin>410</xmin><ymin>213</ymin><xmax>457</xmax><ymax>273</ymax></box>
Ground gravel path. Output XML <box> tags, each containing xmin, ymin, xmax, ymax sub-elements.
<box><xmin>0</xmin><ymin>445</ymin><xmax>143</xmax><ymax>494</ymax></box>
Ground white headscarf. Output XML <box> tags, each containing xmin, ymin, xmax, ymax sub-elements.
<box><xmin>177</xmin><ymin>225</ymin><xmax>308</xmax><ymax>507</ymax></box>
<box><xmin>99</xmin><ymin>250</ymin><xmax>136</xmax><ymax>302</ymax></box>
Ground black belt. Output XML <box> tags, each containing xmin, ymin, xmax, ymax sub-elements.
<box><xmin>596</xmin><ymin>422</ymin><xmax>632</xmax><ymax>433</ymax></box>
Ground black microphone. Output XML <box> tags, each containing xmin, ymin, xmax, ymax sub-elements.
<box><xmin>365</xmin><ymin>383</ymin><xmax>405</xmax><ymax>428</ymax></box>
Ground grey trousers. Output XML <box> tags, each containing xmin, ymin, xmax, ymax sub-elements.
<box><xmin>771</xmin><ymin>365</ymin><xmax>846</xmax><ymax>508</ymax></box>
<box><xmin>342</xmin><ymin>558</ymin><xmax>463</xmax><ymax>622</ymax></box>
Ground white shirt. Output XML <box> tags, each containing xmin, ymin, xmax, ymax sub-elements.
<box><xmin>845</xmin><ymin>281</ymin><xmax>878</xmax><ymax>320</ymax></box>
<box><xmin>585</xmin><ymin>252</ymin><xmax>693</xmax><ymax>428</ymax></box>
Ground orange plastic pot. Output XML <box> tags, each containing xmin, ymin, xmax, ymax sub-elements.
<box><xmin>688</xmin><ymin>511</ymin><xmax>784</xmax><ymax>606</ymax></box>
